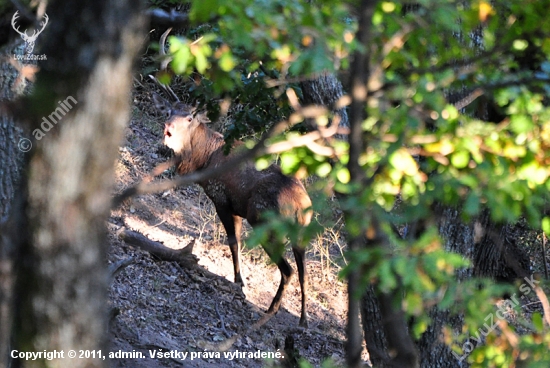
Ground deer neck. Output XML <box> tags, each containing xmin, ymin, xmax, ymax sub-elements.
<box><xmin>175</xmin><ymin>124</ymin><xmax>225</xmax><ymax>175</ymax></box>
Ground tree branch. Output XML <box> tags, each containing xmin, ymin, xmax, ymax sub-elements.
<box><xmin>456</xmin><ymin>75</ymin><xmax>550</xmax><ymax>109</ymax></box>
<box><xmin>117</xmin><ymin>228</ymin><xmax>197</xmax><ymax>266</ymax></box>
<box><xmin>147</xmin><ymin>8</ymin><xmax>190</xmax><ymax>28</ymax></box>
<box><xmin>112</xmin><ymin>104</ymin><xmax>332</xmax><ymax>208</ymax></box>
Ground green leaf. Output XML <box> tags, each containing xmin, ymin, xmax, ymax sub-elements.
<box><xmin>191</xmin><ymin>0</ymin><xmax>220</xmax><ymax>22</ymax></box>
<box><xmin>542</xmin><ymin>217</ymin><xmax>550</xmax><ymax>235</ymax></box>
<box><xmin>450</xmin><ymin>151</ymin><xmax>470</xmax><ymax>169</ymax></box>
<box><xmin>255</xmin><ymin>157</ymin><xmax>270</xmax><ymax>171</ymax></box>
<box><xmin>219</xmin><ymin>52</ymin><xmax>236</xmax><ymax>72</ymax></box>
<box><xmin>389</xmin><ymin>148</ymin><xmax>418</xmax><ymax>175</ymax></box>
<box><xmin>532</xmin><ymin>312</ymin><xmax>544</xmax><ymax>332</ymax></box>
<box><xmin>379</xmin><ymin>261</ymin><xmax>397</xmax><ymax>291</ymax></box>
<box><xmin>172</xmin><ymin>46</ymin><xmax>191</xmax><ymax>75</ymax></box>
<box><xmin>280</xmin><ymin>152</ymin><xmax>301</xmax><ymax>173</ymax></box>
<box><xmin>195</xmin><ymin>51</ymin><xmax>208</xmax><ymax>74</ymax></box>
<box><xmin>513</xmin><ymin>39</ymin><xmax>529</xmax><ymax>51</ymax></box>
<box><xmin>464</xmin><ymin>192</ymin><xmax>481</xmax><ymax>216</ymax></box>
<box><xmin>510</xmin><ymin>115</ymin><xmax>533</xmax><ymax>134</ymax></box>
<box><xmin>336</xmin><ymin>168</ymin><xmax>350</xmax><ymax>184</ymax></box>
<box><xmin>316</xmin><ymin>162</ymin><xmax>332</xmax><ymax>177</ymax></box>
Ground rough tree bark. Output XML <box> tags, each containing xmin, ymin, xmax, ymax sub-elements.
<box><xmin>1</xmin><ymin>1</ymin><xmax>145</xmax><ymax>367</ymax></box>
<box><xmin>415</xmin><ymin>207</ymin><xmax>474</xmax><ymax>368</ymax></box>
<box><xmin>345</xmin><ymin>0</ymin><xmax>419</xmax><ymax>367</ymax></box>
<box><xmin>300</xmin><ymin>73</ymin><xmax>349</xmax><ymax>132</ymax></box>
<box><xmin>345</xmin><ymin>1</ymin><xmax>376</xmax><ymax>366</ymax></box>
<box><xmin>0</xmin><ymin>40</ymin><xmax>27</xmax><ymax>368</ymax></box>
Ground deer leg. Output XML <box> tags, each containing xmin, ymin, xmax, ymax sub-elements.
<box><xmin>263</xmin><ymin>244</ymin><xmax>294</xmax><ymax>316</ymax></box>
<box><xmin>292</xmin><ymin>246</ymin><xmax>309</xmax><ymax>327</ymax></box>
<box><xmin>217</xmin><ymin>209</ymin><xmax>244</xmax><ymax>285</ymax></box>
<box><xmin>231</xmin><ymin>215</ymin><xmax>243</xmax><ymax>285</ymax></box>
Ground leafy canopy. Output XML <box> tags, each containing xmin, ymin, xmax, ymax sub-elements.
<box><xmin>157</xmin><ymin>0</ymin><xmax>550</xmax><ymax>365</ymax></box>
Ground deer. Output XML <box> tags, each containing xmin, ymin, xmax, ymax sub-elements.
<box><xmin>153</xmin><ymin>93</ymin><xmax>313</xmax><ymax>327</ymax></box>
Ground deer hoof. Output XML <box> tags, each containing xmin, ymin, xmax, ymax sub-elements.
<box><xmin>234</xmin><ymin>275</ymin><xmax>245</xmax><ymax>287</ymax></box>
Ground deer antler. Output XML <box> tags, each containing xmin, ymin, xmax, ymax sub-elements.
<box><xmin>11</xmin><ymin>11</ymin><xmax>26</xmax><ymax>38</ymax></box>
<box><xmin>11</xmin><ymin>11</ymin><xmax>48</xmax><ymax>42</ymax></box>
<box><xmin>151</xmin><ymin>27</ymin><xmax>179</xmax><ymax>102</ymax></box>
<box><xmin>26</xmin><ymin>13</ymin><xmax>48</xmax><ymax>41</ymax></box>
<box><xmin>33</xmin><ymin>13</ymin><xmax>49</xmax><ymax>38</ymax></box>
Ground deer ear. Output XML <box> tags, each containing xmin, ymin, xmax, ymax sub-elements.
<box><xmin>152</xmin><ymin>92</ymin><xmax>171</xmax><ymax>118</ymax></box>
<box><xmin>192</xmin><ymin>101</ymin><xmax>200</xmax><ymax>113</ymax></box>
<box><xmin>190</xmin><ymin>101</ymin><xmax>211</xmax><ymax>124</ymax></box>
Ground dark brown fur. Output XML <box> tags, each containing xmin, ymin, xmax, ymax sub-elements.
<box><xmin>154</xmin><ymin>94</ymin><xmax>312</xmax><ymax>326</ymax></box>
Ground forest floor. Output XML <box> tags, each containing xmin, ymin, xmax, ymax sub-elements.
<box><xmin>106</xmin><ymin>87</ymin><xmax>362</xmax><ymax>367</ymax></box>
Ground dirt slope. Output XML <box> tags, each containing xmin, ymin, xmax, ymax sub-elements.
<box><xmin>106</xmin><ymin>92</ymin><xmax>356</xmax><ymax>367</ymax></box>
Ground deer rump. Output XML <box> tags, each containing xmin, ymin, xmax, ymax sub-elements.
<box><xmin>154</xmin><ymin>93</ymin><xmax>312</xmax><ymax>327</ymax></box>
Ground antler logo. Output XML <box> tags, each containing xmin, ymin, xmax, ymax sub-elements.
<box><xmin>11</xmin><ymin>11</ymin><xmax>49</xmax><ymax>56</ymax></box>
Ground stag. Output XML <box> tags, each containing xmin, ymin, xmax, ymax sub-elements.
<box><xmin>12</xmin><ymin>11</ymin><xmax>49</xmax><ymax>55</ymax></box>
<box><xmin>153</xmin><ymin>93</ymin><xmax>312</xmax><ymax>327</ymax></box>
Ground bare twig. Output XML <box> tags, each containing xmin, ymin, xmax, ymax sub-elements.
<box><xmin>453</xmin><ymin>76</ymin><xmax>549</xmax><ymax>110</ymax></box>
<box><xmin>215</xmin><ymin>302</ymin><xmax>231</xmax><ymax>338</ymax></box>
<box><xmin>108</xmin><ymin>257</ymin><xmax>137</xmax><ymax>278</ymax></box>
<box><xmin>521</xmin><ymin>301</ymin><xmax>542</xmax><ymax>308</ymax></box>
<box><xmin>265</xmin><ymin>116</ymin><xmax>347</xmax><ymax>157</ymax></box>
<box><xmin>543</xmin><ymin>233</ymin><xmax>548</xmax><ymax>279</ymax></box>
<box><xmin>452</xmin><ymin>88</ymin><xmax>484</xmax><ymax>110</ymax></box>
<box><xmin>133</xmin><ymin>76</ymin><xmax>146</xmax><ymax>90</ymax></box>
<box><xmin>381</xmin><ymin>23</ymin><xmax>414</xmax><ymax>58</ymax></box>
<box><xmin>148</xmin><ymin>75</ymin><xmax>179</xmax><ymax>103</ymax></box>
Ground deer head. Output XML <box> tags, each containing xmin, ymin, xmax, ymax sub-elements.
<box><xmin>152</xmin><ymin>93</ymin><xmax>203</xmax><ymax>154</ymax></box>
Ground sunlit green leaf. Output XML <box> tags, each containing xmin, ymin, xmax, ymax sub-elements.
<box><xmin>533</xmin><ymin>312</ymin><xmax>544</xmax><ymax>332</ymax></box>
<box><xmin>316</xmin><ymin>162</ymin><xmax>332</xmax><ymax>177</ymax></box>
<box><xmin>451</xmin><ymin>151</ymin><xmax>470</xmax><ymax>169</ymax></box>
<box><xmin>195</xmin><ymin>51</ymin><xmax>208</xmax><ymax>73</ymax></box>
<box><xmin>172</xmin><ymin>46</ymin><xmax>191</xmax><ymax>75</ymax></box>
<box><xmin>542</xmin><ymin>217</ymin><xmax>550</xmax><ymax>236</ymax></box>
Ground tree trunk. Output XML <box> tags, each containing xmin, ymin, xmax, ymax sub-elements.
<box><xmin>414</xmin><ymin>207</ymin><xmax>473</xmax><ymax>367</ymax></box>
<box><xmin>472</xmin><ymin>213</ymin><xmax>531</xmax><ymax>282</ymax></box>
<box><xmin>300</xmin><ymin>73</ymin><xmax>349</xmax><ymax>132</ymax></box>
<box><xmin>345</xmin><ymin>1</ymin><xmax>418</xmax><ymax>367</ymax></box>
<box><xmin>1</xmin><ymin>1</ymin><xmax>146</xmax><ymax>367</ymax></box>
<box><xmin>413</xmin><ymin>209</ymin><xmax>531</xmax><ymax>367</ymax></box>
<box><xmin>360</xmin><ymin>285</ymin><xmax>389</xmax><ymax>365</ymax></box>
<box><xmin>0</xmin><ymin>41</ymin><xmax>27</xmax><ymax>367</ymax></box>
<box><xmin>0</xmin><ymin>41</ymin><xmax>26</xmax><ymax>221</ymax></box>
